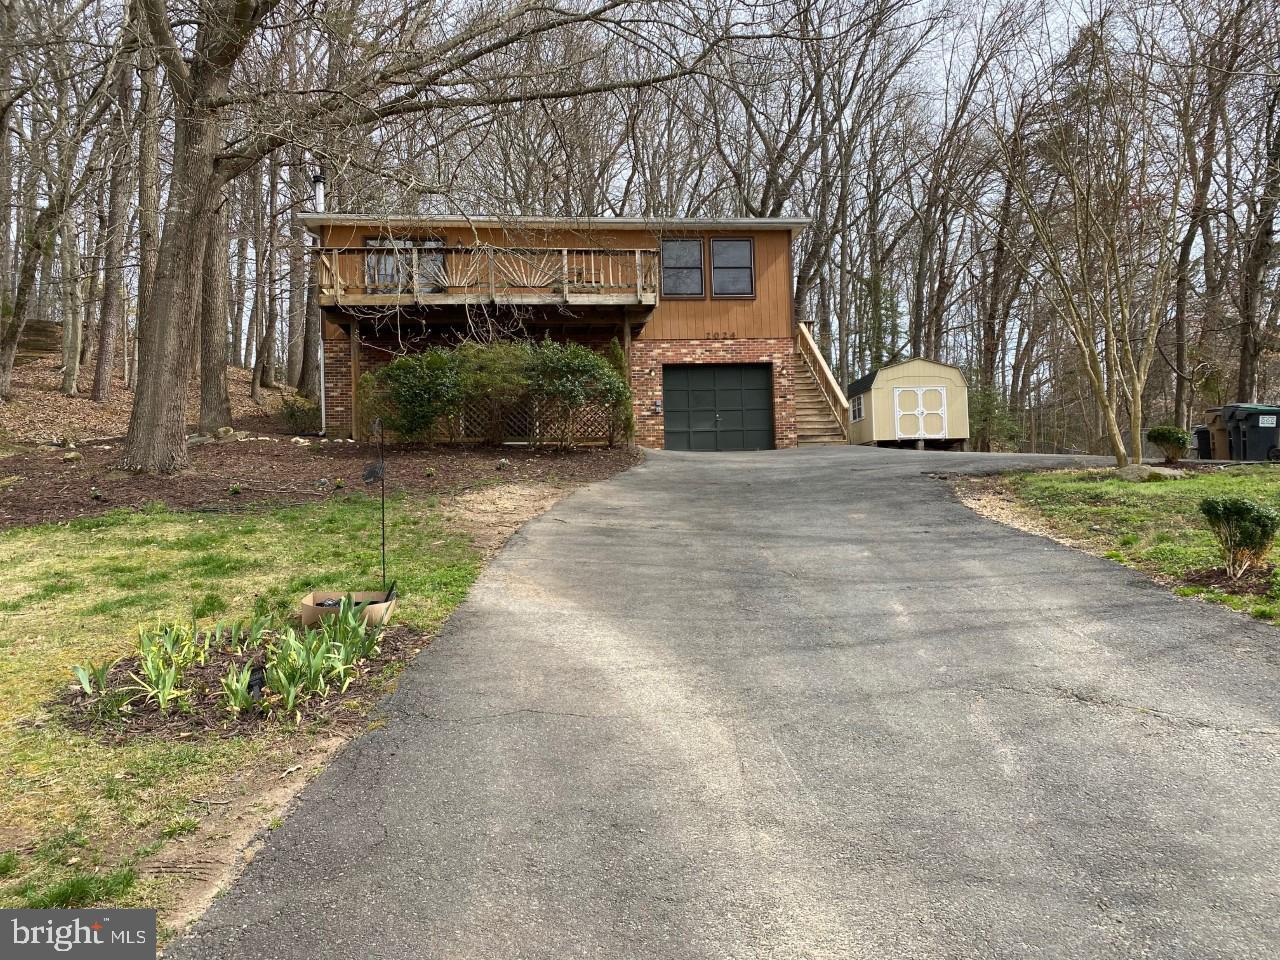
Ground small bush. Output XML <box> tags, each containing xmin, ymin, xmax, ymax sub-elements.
<box><xmin>364</xmin><ymin>340</ymin><xmax>631</xmax><ymax>448</ymax></box>
<box><xmin>281</xmin><ymin>393</ymin><xmax>321</xmax><ymax>434</ymax></box>
<box><xmin>1200</xmin><ymin>496</ymin><xmax>1280</xmax><ymax>579</ymax></box>
<box><xmin>527</xmin><ymin>339</ymin><xmax>630</xmax><ymax>447</ymax></box>
<box><xmin>365</xmin><ymin>350</ymin><xmax>465</xmax><ymax>440</ymax></box>
<box><xmin>1147</xmin><ymin>425</ymin><xmax>1192</xmax><ymax>464</ymax></box>
<box><xmin>455</xmin><ymin>341</ymin><xmax>532</xmax><ymax>444</ymax></box>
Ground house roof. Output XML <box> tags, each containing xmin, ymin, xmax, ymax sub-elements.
<box><xmin>299</xmin><ymin>213</ymin><xmax>810</xmax><ymax>236</ymax></box>
<box><xmin>846</xmin><ymin>358</ymin><xmax>968</xmax><ymax>397</ymax></box>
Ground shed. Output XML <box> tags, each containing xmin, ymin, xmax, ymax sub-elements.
<box><xmin>847</xmin><ymin>359</ymin><xmax>969</xmax><ymax>449</ymax></box>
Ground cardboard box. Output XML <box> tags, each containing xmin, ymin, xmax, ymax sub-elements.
<box><xmin>300</xmin><ymin>591</ymin><xmax>397</xmax><ymax>628</ymax></box>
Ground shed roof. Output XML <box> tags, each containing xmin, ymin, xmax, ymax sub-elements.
<box><xmin>845</xmin><ymin>358</ymin><xmax>968</xmax><ymax>397</ymax></box>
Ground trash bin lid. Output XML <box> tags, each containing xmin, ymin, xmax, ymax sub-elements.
<box><xmin>1225</xmin><ymin>403</ymin><xmax>1280</xmax><ymax>421</ymax></box>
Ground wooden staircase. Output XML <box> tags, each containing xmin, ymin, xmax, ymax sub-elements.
<box><xmin>794</xmin><ymin>366</ymin><xmax>848</xmax><ymax>445</ymax></box>
<box><xmin>794</xmin><ymin>323</ymin><xmax>850</xmax><ymax>446</ymax></box>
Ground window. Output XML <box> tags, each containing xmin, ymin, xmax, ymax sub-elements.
<box><xmin>851</xmin><ymin>395</ymin><xmax>864</xmax><ymax>421</ymax></box>
<box><xmin>660</xmin><ymin>239</ymin><xmax>704</xmax><ymax>297</ymax></box>
<box><xmin>710</xmin><ymin>238</ymin><xmax>754</xmax><ymax>297</ymax></box>
<box><xmin>364</xmin><ymin>237</ymin><xmax>445</xmax><ymax>293</ymax></box>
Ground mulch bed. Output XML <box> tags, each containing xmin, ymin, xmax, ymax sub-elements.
<box><xmin>1181</xmin><ymin>563</ymin><xmax>1276</xmax><ymax>596</ymax></box>
<box><xmin>60</xmin><ymin>623</ymin><xmax>430</xmax><ymax>741</ymax></box>
<box><xmin>0</xmin><ymin>439</ymin><xmax>642</xmax><ymax>530</ymax></box>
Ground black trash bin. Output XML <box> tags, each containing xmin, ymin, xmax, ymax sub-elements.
<box><xmin>1193</xmin><ymin>425</ymin><xmax>1212</xmax><ymax>460</ymax></box>
<box><xmin>1224</xmin><ymin>404</ymin><xmax>1280</xmax><ymax>461</ymax></box>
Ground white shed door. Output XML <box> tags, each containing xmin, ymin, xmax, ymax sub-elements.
<box><xmin>894</xmin><ymin>386</ymin><xmax>947</xmax><ymax>439</ymax></box>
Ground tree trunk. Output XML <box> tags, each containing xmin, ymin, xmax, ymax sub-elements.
<box><xmin>121</xmin><ymin>102</ymin><xmax>222</xmax><ymax>472</ymax></box>
<box><xmin>1235</xmin><ymin>85</ymin><xmax>1280</xmax><ymax>403</ymax></box>
<box><xmin>59</xmin><ymin>220</ymin><xmax>82</xmax><ymax>395</ymax></box>
<box><xmin>0</xmin><ymin>207</ymin><xmax>59</xmax><ymax>397</ymax></box>
<box><xmin>297</xmin><ymin>257</ymin><xmax>322</xmax><ymax>401</ymax></box>
<box><xmin>79</xmin><ymin>203</ymin><xmax>102</xmax><ymax>370</ymax></box>
<box><xmin>199</xmin><ymin>197</ymin><xmax>232</xmax><ymax>433</ymax></box>
<box><xmin>252</xmin><ymin>281</ymin><xmax>277</xmax><ymax>397</ymax></box>
<box><xmin>257</xmin><ymin>156</ymin><xmax>279</xmax><ymax>390</ymax></box>
<box><xmin>135</xmin><ymin>38</ymin><xmax>160</xmax><ymax>340</ymax></box>
<box><xmin>231</xmin><ymin>226</ymin><xmax>248</xmax><ymax>366</ymax></box>
<box><xmin>91</xmin><ymin>49</ymin><xmax>134</xmax><ymax>401</ymax></box>
<box><xmin>287</xmin><ymin>146</ymin><xmax>305</xmax><ymax>385</ymax></box>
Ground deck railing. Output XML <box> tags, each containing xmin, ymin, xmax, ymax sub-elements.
<box><xmin>315</xmin><ymin>245</ymin><xmax>659</xmax><ymax>306</ymax></box>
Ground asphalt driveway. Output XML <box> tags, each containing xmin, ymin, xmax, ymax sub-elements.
<box><xmin>169</xmin><ymin>447</ymin><xmax>1280</xmax><ymax>959</ymax></box>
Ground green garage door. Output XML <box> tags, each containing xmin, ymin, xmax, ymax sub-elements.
<box><xmin>663</xmin><ymin>365</ymin><xmax>774</xmax><ymax>451</ymax></box>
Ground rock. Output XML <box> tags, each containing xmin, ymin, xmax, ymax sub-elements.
<box><xmin>289</xmin><ymin>436</ymin><xmax>311</xmax><ymax>446</ymax></box>
<box><xmin>213</xmin><ymin>426</ymin><xmax>235</xmax><ymax>439</ymax></box>
<box><xmin>1116</xmin><ymin>464</ymin><xmax>1185</xmax><ymax>482</ymax></box>
<box><xmin>186</xmin><ymin>435</ymin><xmax>214</xmax><ymax>447</ymax></box>
<box><xmin>61</xmin><ymin>450</ymin><xmax>82</xmax><ymax>462</ymax></box>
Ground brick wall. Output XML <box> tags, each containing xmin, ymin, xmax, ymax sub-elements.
<box><xmin>322</xmin><ymin>331</ymin><xmax>408</xmax><ymax>439</ymax></box>
<box><xmin>629</xmin><ymin>338</ymin><xmax>797</xmax><ymax>449</ymax></box>
<box><xmin>322</xmin><ymin>334</ymin><xmax>353</xmax><ymax>437</ymax></box>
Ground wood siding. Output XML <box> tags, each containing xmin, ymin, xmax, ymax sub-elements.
<box><xmin>314</xmin><ymin>222</ymin><xmax>794</xmax><ymax>341</ymax></box>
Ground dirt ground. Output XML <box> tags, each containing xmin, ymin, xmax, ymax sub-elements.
<box><xmin>0</xmin><ymin>357</ymin><xmax>285</xmax><ymax>445</ymax></box>
<box><xmin>0</xmin><ymin>432</ymin><xmax>641</xmax><ymax>531</ymax></box>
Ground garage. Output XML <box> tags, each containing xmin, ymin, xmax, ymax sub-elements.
<box><xmin>662</xmin><ymin>365</ymin><xmax>774</xmax><ymax>451</ymax></box>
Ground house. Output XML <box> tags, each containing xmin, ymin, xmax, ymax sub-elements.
<box><xmin>300</xmin><ymin>214</ymin><xmax>849</xmax><ymax>450</ymax></box>
<box><xmin>846</xmin><ymin>358</ymin><xmax>969</xmax><ymax>449</ymax></box>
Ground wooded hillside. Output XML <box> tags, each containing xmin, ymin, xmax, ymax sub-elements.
<box><xmin>1</xmin><ymin>0</ymin><xmax>1277</xmax><ymax>468</ymax></box>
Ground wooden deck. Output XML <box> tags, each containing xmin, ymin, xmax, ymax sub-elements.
<box><xmin>315</xmin><ymin>245</ymin><xmax>659</xmax><ymax>309</ymax></box>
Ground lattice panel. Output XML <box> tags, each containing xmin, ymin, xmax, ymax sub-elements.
<box><xmin>443</xmin><ymin>397</ymin><xmax>615</xmax><ymax>445</ymax></box>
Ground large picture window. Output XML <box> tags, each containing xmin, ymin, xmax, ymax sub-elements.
<box><xmin>660</xmin><ymin>239</ymin><xmax>704</xmax><ymax>297</ymax></box>
<box><xmin>364</xmin><ymin>237</ymin><xmax>445</xmax><ymax>293</ymax></box>
<box><xmin>710</xmin><ymin>238</ymin><xmax>755</xmax><ymax>297</ymax></box>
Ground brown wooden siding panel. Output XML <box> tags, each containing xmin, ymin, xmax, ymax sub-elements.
<box><xmin>316</xmin><ymin>223</ymin><xmax>793</xmax><ymax>341</ymax></box>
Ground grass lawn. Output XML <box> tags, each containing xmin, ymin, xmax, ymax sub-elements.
<box><xmin>990</xmin><ymin>465</ymin><xmax>1280</xmax><ymax>620</ymax></box>
<box><xmin>0</xmin><ymin>492</ymin><xmax>479</xmax><ymax>915</ymax></box>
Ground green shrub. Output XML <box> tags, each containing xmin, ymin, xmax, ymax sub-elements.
<box><xmin>1147</xmin><ymin>425</ymin><xmax>1192</xmax><ymax>464</ymax></box>
<box><xmin>281</xmin><ymin>393</ymin><xmax>321</xmax><ymax>434</ymax></box>
<box><xmin>455</xmin><ymin>341</ymin><xmax>532</xmax><ymax>444</ymax></box>
<box><xmin>365</xmin><ymin>350</ymin><xmax>465</xmax><ymax>440</ymax></box>
<box><xmin>1200</xmin><ymin>496</ymin><xmax>1280</xmax><ymax>579</ymax></box>
<box><xmin>527</xmin><ymin>339</ymin><xmax>630</xmax><ymax>447</ymax></box>
<box><xmin>361</xmin><ymin>341</ymin><xmax>631</xmax><ymax>448</ymax></box>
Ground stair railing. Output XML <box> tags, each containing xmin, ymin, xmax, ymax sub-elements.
<box><xmin>796</xmin><ymin>322</ymin><xmax>850</xmax><ymax>442</ymax></box>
